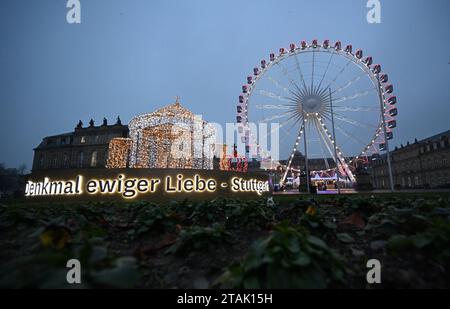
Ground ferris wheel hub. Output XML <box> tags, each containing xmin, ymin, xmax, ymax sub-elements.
<box><xmin>301</xmin><ymin>94</ymin><xmax>325</xmax><ymax>113</ymax></box>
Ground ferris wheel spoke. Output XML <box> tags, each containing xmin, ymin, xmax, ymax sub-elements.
<box><xmin>267</xmin><ymin>75</ymin><xmax>290</xmax><ymax>93</ymax></box>
<box><xmin>258</xmin><ymin>90</ymin><xmax>291</xmax><ymax>102</ymax></box>
<box><xmin>255</xmin><ymin>114</ymin><xmax>298</xmax><ymax>149</ymax></box>
<box><xmin>333</xmin><ymin>88</ymin><xmax>375</xmax><ymax>104</ymax></box>
<box><xmin>276</xmin><ymin>61</ymin><xmax>299</xmax><ymax>89</ymax></box>
<box><xmin>258</xmin><ymin>111</ymin><xmax>292</xmax><ymax>122</ymax></box>
<box><xmin>333</xmin><ymin>113</ymin><xmax>378</xmax><ymax>129</ymax></box>
<box><xmin>319</xmin><ymin>58</ymin><xmax>352</xmax><ymax>96</ymax></box>
<box><xmin>334</xmin><ymin>106</ymin><xmax>379</xmax><ymax>112</ymax></box>
<box><xmin>331</xmin><ymin>72</ymin><xmax>366</xmax><ymax>95</ymax></box>
<box><xmin>335</xmin><ymin>125</ymin><xmax>367</xmax><ymax>149</ymax></box>
<box><xmin>293</xmin><ymin>54</ymin><xmax>308</xmax><ymax>90</ymax></box>
<box><xmin>255</xmin><ymin>104</ymin><xmax>291</xmax><ymax>110</ymax></box>
<box><xmin>316</xmin><ymin>49</ymin><xmax>336</xmax><ymax>92</ymax></box>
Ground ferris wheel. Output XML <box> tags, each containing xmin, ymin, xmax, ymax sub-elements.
<box><xmin>236</xmin><ymin>39</ymin><xmax>397</xmax><ymax>187</ymax></box>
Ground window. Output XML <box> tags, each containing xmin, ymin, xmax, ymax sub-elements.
<box><xmin>78</xmin><ymin>152</ymin><xmax>84</xmax><ymax>168</ymax></box>
<box><xmin>408</xmin><ymin>177</ymin><xmax>412</xmax><ymax>188</ymax></box>
<box><xmin>81</xmin><ymin>136</ymin><xmax>86</xmax><ymax>144</ymax></box>
<box><xmin>53</xmin><ymin>156</ymin><xmax>58</xmax><ymax>168</ymax></box>
<box><xmin>433</xmin><ymin>143</ymin><xmax>438</xmax><ymax>150</ymax></box>
<box><xmin>91</xmin><ymin>151</ymin><xmax>98</xmax><ymax>167</ymax></box>
<box><xmin>441</xmin><ymin>140</ymin><xmax>446</xmax><ymax>148</ymax></box>
<box><xmin>39</xmin><ymin>156</ymin><xmax>45</xmax><ymax>169</ymax></box>
<box><xmin>426</xmin><ymin>145</ymin><xmax>431</xmax><ymax>152</ymax></box>
<box><xmin>63</xmin><ymin>154</ymin><xmax>69</xmax><ymax>168</ymax></box>
<box><xmin>414</xmin><ymin>176</ymin><xmax>420</xmax><ymax>186</ymax></box>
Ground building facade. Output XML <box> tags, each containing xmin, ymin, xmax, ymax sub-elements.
<box><xmin>371</xmin><ymin>130</ymin><xmax>450</xmax><ymax>189</ymax></box>
<box><xmin>32</xmin><ymin>118</ymin><xmax>128</xmax><ymax>171</ymax></box>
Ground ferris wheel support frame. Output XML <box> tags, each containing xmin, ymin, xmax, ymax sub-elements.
<box><xmin>303</xmin><ymin>114</ymin><xmax>310</xmax><ymax>193</ymax></box>
<box><xmin>329</xmin><ymin>88</ymin><xmax>341</xmax><ymax>194</ymax></box>
<box><xmin>315</xmin><ymin>117</ymin><xmax>356</xmax><ymax>183</ymax></box>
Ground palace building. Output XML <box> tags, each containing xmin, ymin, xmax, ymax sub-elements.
<box><xmin>32</xmin><ymin>99</ymin><xmax>216</xmax><ymax>172</ymax></box>
<box><xmin>32</xmin><ymin>117</ymin><xmax>128</xmax><ymax>171</ymax></box>
<box><xmin>371</xmin><ymin>130</ymin><xmax>450</xmax><ymax>189</ymax></box>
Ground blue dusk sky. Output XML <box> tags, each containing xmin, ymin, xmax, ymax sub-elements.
<box><xmin>0</xmin><ymin>0</ymin><xmax>449</xmax><ymax>169</ymax></box>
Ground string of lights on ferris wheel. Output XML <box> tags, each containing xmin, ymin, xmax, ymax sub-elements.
<box><xmin>236</xmin><ymin>39</ymin><xmax>398</xmax><ymax>185</ymax></box>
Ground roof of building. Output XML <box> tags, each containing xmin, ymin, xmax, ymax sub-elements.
<box><xmin>420</xmin><ymin>130</ymin><xmax>450</xmax><ymax>143</ymax></box>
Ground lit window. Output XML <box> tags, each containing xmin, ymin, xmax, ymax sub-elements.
<box><xmin>81</xmin><ymin>136</ymin><xmax>86</xmax><ymax>143</ymax></box>
<box><xmin>91</xmin><ymin>151</ymin><xmax>98</xmax><ymax>167</ymax></box>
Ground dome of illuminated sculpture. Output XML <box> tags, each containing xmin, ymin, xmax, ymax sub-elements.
<box><xmin>151</xmin><ymin>101</ymin><xmax>195</xmax><ymax>120</ymax></box>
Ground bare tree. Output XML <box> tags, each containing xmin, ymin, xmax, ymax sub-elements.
<box><xmin>18</xmin><ymin>164</ymin><xmax>27</xmax><ymax>175</ymax></box>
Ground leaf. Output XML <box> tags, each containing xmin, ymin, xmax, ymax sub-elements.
<box><xmin>411</xmin><ymin>234</ymin><xmax>433</xmax><ymax>249</ymax></box>
<box><xmin>323</xmin><ymin>221</ymin><xmax>337</xmax><ymax>230</ymax></box>
<box><xmin>89</xmin><ymin>246</ymin><xmax>108</xmax><ymax>264</ymax></box>
<box><xmin>92</xmin><ymin>257</ymin><xmax>138</xmax><ymax>288</ymax></box>
<box><xmin>350</xmin><ymin>247</ymin><xmax>365</xmax><ymax>257</ymax></box>
<box><xmin>243</xmin><ymin>276</ymin><xmax>260</xmax><ymax>289</ymax></box>
<box><xmin>307</xmin><ymin>235</ymin><xmax>328</xmax><ymax>249</ymax></box>
<box><xmin>292</xmin><ymin>252</ymin><xmax>311</xmax><ymax>266</ymax></box>
<box><xmin>370</xmin><ymin>240</ymin><xmax>387</xmax><ymax>251</ymax></box>
<box><xmin>336</xmin><ymin>233</ymin><xmax>355</xmax><ymax>244</ymax></box>
<box><xmin>340</xmin><ymin>212</ymin><xmax>365</xmax><ymax>229</ymax></box>
<box><xmin>387</xmin><ymin>234</ymin><xmax>413</xmax><ymax>251</ymax></box>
